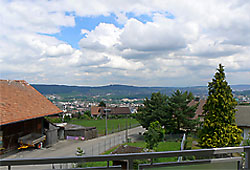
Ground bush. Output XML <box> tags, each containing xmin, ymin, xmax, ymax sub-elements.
<box><xmin>81</xmin><ymin>114</ymin><xmax>91</xmax><ymax>120</ymax></box>
<box><xmin>46</xmin><ymin>117</ymin><xmax>62</xmax><ymax>123</ymax></box>
<box><xmin>243</xmin><ymin>138</ymin><xmax>250</xmax><ymax>146</ymax></box>
<box><xmin>63</xmin><ymin>115</ymin><xmax>71</xmax><ymax>122</ymax></box>
<box><xmin>144</xmin><ymin>121</ymin><xmax>165</xmax><ymax>150</ymax></box>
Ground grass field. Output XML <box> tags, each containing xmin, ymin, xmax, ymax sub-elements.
<box><xmin>70</xmin><ymin>118</ymin><xmax>139</xmax><ymax>135</ymax></box>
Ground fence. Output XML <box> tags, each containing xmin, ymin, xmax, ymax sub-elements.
<box><xmin>1</xmin><ymin>146</ymin><xmax>250</xmax><ymax>170</ymax></box>
<box><xmin>80</xmin><ymin>131</ymin><xmax>128</xmax><ymax>156</ymax></box>
<box><xmin>97</xmin><ymin>123</ymin><xmax>141</xmax><ymax>136</ymax></box>
<box><xmin>165</xmin><ymin>133</ymin><xmax>184</xmax><ymax>142</ymax></box>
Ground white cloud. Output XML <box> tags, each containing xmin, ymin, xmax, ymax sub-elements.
<box><xmin>45</xmin><ymin>44</ymin><xmax>74</xmax><ymax>57</ymax></box>
<box><xmin>0</xmin><ymin>0</ymin><xmax>75</xmax><ymax>34</ymax></box>
<box><xmin>0</xmin><ymin>0</ymin><xmax>250</xmax><ymax>86</ymax></box>
<box><xmin>79</xmin><ymin>23</ymin><xmax>122</xmax><ymax>50</ymax></box>
<box><xmin>118</xmin><ymin>17</ymin><xmax>187</xmax><ymax>52</ymax></box>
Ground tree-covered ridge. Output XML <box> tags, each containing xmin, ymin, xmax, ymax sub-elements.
<box><xmin>32</xmin><ymin>84</ymin><xmax>250</xmax><ymax>101</ymax></box>
<box><xmin>199</xmin><ymin>64</ymin><xmax>242</xmax><ymax>148</ymax></box>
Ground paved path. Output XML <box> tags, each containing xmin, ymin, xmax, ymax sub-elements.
<box><xmin>1</xmin><ymin>126</ymin><xmax>146</xmax><ymax>170</ymax></box>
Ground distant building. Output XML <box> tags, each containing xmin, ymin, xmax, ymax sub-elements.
<box><xmin>112</xmin><ymin>145</ymin><xmax>144</xmax><ymax>169</ymax></box>
<box><xmin>0</xmin><ymin>80</ymin><xmax>62</xmax><ymax>154</ymax></box>
<box><xmin>187</xmin><ymin>98</ymin><xmax>206</xmax><ymax>121</ymax></box>
<box><xmin>55</xmin><ymin>123</ymin><xmax>97</xmax><ymax>140</ymax></box>
<box><xmin>188</xmin><ymin>99</ymin><xmax>250</xmax><ymax>140</ymax></box>
<box><xmin>91</xmin><ymin>106</ymin><xmax>131</xmax><ymax>117</ymax></box>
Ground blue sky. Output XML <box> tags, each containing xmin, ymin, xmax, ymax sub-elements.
<box><xmin>53</xmin><ymin>12</ymin><xmax>169</xmax><ymax>49</ymax></box>
<box><xmin>0</xmin><ymin>0</ymin><xmax>250</xmax><ymax>86</ymax></box>
<box><xmin>53</xmin><ymin>14</ymin><xmax>123</xmax><ymax>49</ymax></box>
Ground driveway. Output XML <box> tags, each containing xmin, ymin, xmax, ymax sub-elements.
<box><xmin>1</xmin><ymin>126</ymin><xmax>146</xmax><ymax>170</ymax></box>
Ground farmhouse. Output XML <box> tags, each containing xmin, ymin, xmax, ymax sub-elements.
<box><xmin>188</xmin><ymin>99</ymin><xmax>250</xmax><ymax>140</ymax></box>
<box><xmin>0</xmin><ymin>80</ymin><xmax>62</xmax><ymax>154</ymax></box>
<box><xmin>235</xmin><ymin>105</ymin><xmax>250</xmax><ymax>140</ymax></box>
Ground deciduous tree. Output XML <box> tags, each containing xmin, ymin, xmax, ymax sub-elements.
<box><xmin>144</xmin><ymin>121</ymin><xmax>165</xmax><ymax>149</ymax></box>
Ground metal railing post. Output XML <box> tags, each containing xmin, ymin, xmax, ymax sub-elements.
<box><xmin>245</xmin><ymin>148</ymin><xmax>250</xmax><ymax>169</ymax></box>
<box><xmin>127</xmin><ymin>159</ymin><xmax>133</xmax><ymax>170</ymax></box>
<box><xmin>107</xmin><ymin>161</ymin><xmax>110</xmax><ymax>168</ymax></box>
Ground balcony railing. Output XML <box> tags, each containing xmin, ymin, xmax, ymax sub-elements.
<box><xmin>1</xmin><ymin>146</ymin><xmax>250</xmax><ymax>170</ymax></box>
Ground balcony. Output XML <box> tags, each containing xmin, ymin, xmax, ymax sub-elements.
<box><xmin>1</xmin><ymin>146</ymin><xmax>250</xmax><ymax>170</ymax></box>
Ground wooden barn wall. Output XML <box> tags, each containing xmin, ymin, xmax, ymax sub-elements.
<box><xmin>45</xmin><ymin>129</ymin><xmax>58</xmax><ymax>147</ymax></box>
<box><xmin>65</xmin><ymin>129</ymin><xmax>85</xmax><ymax>138</ymax></box>
<box><xmin>64</xmin><ymin>128</ymin><xmax>97</xmax><ymax>140</ymax></box>
<box><xmin>45</xmin><ymin>124</ymin><xmax>58</xmax><ymax>147</ymax></box>
<box><xmin>0</xmin><ymin>118</ymin><xmax>43</xmax><ymax>153</ymax></box>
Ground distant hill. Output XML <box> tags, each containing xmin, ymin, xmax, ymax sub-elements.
<box><xmin>230</xmin><ymin>85</ymin><xmax>250</xmax><ymax>91</ymax></box>
<box><xmin>31</xmin><ymin>84</ymin><xmax>250</xmax><ymax>100</ymax></box>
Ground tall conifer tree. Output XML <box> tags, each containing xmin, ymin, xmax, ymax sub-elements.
<box><xmin>199</xmin><ymin>64</ymin><xmax>242</xmax><ymax>148</ymax></box>
<box><xmin>167</xmin><ymin>90</ymin><xmax>198</xmax><ymax>133</ymax></box>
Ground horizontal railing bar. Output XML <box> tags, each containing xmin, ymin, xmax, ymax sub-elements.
<box><xmin>44</xmin><ymin>165</ymin><xmax>122</xmax><ymax>170</ymax></box>
<box><xmin>138</xmin><ymin>157</ymin><xmax>242</xmax><ymax>169</ymax></box>
<box><xmin>1</xmin><ymin>146</ymin><xmax>249</xmax><ymax>167</ymax></box>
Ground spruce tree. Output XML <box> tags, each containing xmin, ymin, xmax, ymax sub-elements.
<box><xmin>167</xmin><ymin>90</ymin><xmax>198</xmax><ymax>133</ymax></box>
<box><xmin>199</xmin><ymin>64</ymin><xmax>242</xmax><ymax>148</ymax></box>
<box><xmin>135</xmin><ymin>92</ymin><xmax>169</xmax><ymax>130</ymax></box>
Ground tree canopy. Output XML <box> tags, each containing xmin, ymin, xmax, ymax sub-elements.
<box><xmin>144</xmin><ymin>121</ymin><xmax>165</xmax><ymax>149</ymax></box>
<box><xmin>167</xmin><ymin>90</ymin><xmax>198</xmax><ymax>133</ymax></box>
<box><xmin>136</xmin><ymin>90</ymin><xmax>198</xmax><ymax>133</ymax></box>
<box><xmin>136</xmin><ymin>92</ymin><xmax>169</xmax><ymax>130</ymax></box>
<box><xmin>98</xmin><ymin>101</ymin><xmax>106</xmax><ymax>107</ymax></box>
<box><xmin>199</xmin><ymin>64</ymin><xmax>242</xmax><ymax>148</ymax></box>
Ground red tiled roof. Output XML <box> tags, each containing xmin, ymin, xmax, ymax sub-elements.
<box><xmin>91</xmin><ymin>106</ymin><xmax>101</xmax><ymax>116</ymax></box>
<box><xmin>0</xmin><ymin>80</ymin><xmax>62</xmax><ymax>126</ymax></box>
<box><xmin>110</xmin><ymin>107</ymin><xmax>131</xmax><ymax>115</ymax></box>
<box><xmin>91</xmin><ymin>106</ymin><xmax>131</xmax><ymax>116</ymax></box>
<box><xmin>188</xmin><ymin>99</ymin><xmax>206</xmax><ymax>119</ymax></box>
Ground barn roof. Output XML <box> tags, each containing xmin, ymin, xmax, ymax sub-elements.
<box><xmin>0</xmin><ymin>80</ymin><xmax>62</xmax><ymax>126</ymax></box>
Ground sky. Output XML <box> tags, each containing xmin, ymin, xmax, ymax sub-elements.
<box><xmin>0</xmin><ymin>0</ymin><xmax>250</xmax><ymax>87</ymax></box>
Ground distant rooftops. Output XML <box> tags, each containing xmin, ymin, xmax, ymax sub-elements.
<box><xmin>91</xmin><ymin>106</ymin><xmax>131</xmax><ymax>116</ymax></box>
<box><xmin>188</xmin><ymin>98</ymin><xmax>206</xmax><ymax>120</ymax></box>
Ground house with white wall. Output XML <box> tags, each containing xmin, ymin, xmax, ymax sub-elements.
<box><xmin>235</xmin><ymin>105</ymin><xmax>250</xmax><ymax>140</ymax></box>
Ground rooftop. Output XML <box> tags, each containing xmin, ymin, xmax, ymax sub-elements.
<box><xmin>0</xmin><ymin>80</ymin><xmax>62</xmax><ymax>126</ymax></box>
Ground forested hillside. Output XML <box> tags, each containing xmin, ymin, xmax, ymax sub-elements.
<box><xmin>31</xmin><ymin>84</ymin><xmax>250</xmax><ymax>99</ymax></box>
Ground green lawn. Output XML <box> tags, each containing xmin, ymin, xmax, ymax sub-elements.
<box><xmin>79</xmin><ymin>141</ymin><xmax>181</xmax><ymax>168</ymax></box>
<box><xmin>150</xmin><ymin>162</ymin><xmax>238</xmax><ymax>170</ymax></box>
<box><xmin>70</xmin><ymin>118</ymin><xmax>139</xmax><ymax>135</ymax></box>
<box><xmin>119</xmin><ymin>141</ymin><xmax>181</xmax><ymax>163</ymax></box>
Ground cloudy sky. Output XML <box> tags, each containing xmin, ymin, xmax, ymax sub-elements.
<box><xmin>0</xmin><ymin>0</ymin><xmax>250</xmax><ymax>87</ymax></box>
